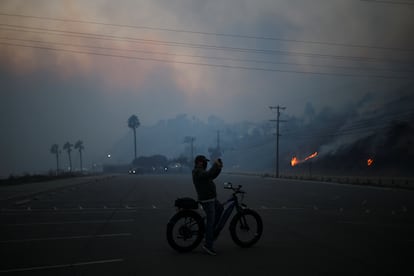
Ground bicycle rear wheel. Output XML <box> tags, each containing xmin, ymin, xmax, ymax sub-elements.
<box><xmin>166</xmin><ymin>210</ymin><xmax>205</xmax><ymax>253</ymax></box>
<box><xmin>229</xmin><ymin>209</ymin><xmax>263</xmax><ymax>248</ymax></box>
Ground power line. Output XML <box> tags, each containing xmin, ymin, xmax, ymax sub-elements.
<box><xmin>2</xmin><ymin>36</ymin><xmax>411</xmax><ymax>74</ymax></box>
<box><xmin>1</xmin><ymin>23</ymin><xmax>413</xmax><ymax>65</ymax></box>
<box><xmin>0</xmin><ymin>20</ymin><xmax>412</xmax><ymax>78</ymax></box>
<box><xmin>1</xmin><ymin>12</ymin><xmax>413</xmax><ymax>52</ymax></box>
<box><xmin>287</xmin><ymin>110</ymin><xmax>414</xmax><ymax>135</ymax></box>
<box><xmin>1</xmin><ymin>41</ymin><xmax>411</xmax><ymax>80</ymax></box>
<box><xmin>281</xmin><ymin>106</ymin><xmax>414</xmax><ymax>137</ymax></box>
<box><xmin>214</xmin><ymin>118</ymin><xmax>409</xmax><ymax>152</ymax></box>
<box><xmin>285</xmin><ymin>109</ymin><xmax>414</xmax><ymax>131</ymax></box>
<box><xmin>283</xmin><ymin>110</ymin><xmax>414</xmax><ymax>138</ymax></box>
<box><xmin>204</xmin><ymin>111</ymin><xmax>413</xmax><ymax>153</ymax></box>
<box><xmin>360</xmin><ymin>0</ymin><xmax>414</xmax><ymax>6</ymax></box>
<box><xmin>283</xmin><ymin>124</ymin><xmax>397</xmax><ymax>140</ymax></box>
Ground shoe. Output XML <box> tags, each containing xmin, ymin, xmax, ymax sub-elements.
<box><xmin>202</xmin><ymin>245</ymin><xmax>217</xmax><ymax>256</ymax></box>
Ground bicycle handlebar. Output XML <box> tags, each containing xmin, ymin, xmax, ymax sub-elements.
<box><xmin>224</xmin><ymin>182</ymin><xmax>245</xmax><ymax>194</ymax></box>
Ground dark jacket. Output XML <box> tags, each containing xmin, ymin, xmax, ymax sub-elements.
<box><xmin>192</xmin><ymin>162</ymin><xmax>222</xmax><ymax>201</ymax></box>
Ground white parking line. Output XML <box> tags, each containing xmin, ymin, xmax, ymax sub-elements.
<box><xmin>0</xmin><ymin>206</ymin><xmax>162</xmax><ymax>214</ymax></box>
<box><xmin>337</xmin><ymin>221</ymin><xmax>410</xmax><ymax>228</ymax></box>
<box><xmin>0</xmin><ymin>207</ymin><xmax>138</xmax><ymax>213</ymax></box>
<box><xmin>15</xmin><ymin>199</ymin><xmax>31</xmax><ymax>205</ymax></box>
<box><xmin>260</xmin><ymin>206</ymin><xmax>304</xmax><ymax>210</ymax></box>
<box><xmin>0</xmin><ymin>258</ymin><xmax>124</xmax><ymax>273</ymax></box>
<box><xmin>337</xmin><ymin>221</ymin><xmax>368</xmax><ymax>225</ymax></box>
<box><xmin>4</xmin><ymin>219</ymin><xmax>134</xmax><ymax>226</ymax></box>
<box><xmin>0</xmin><ymin>233</ymin><xmax>132</xmax><ymax>243</ymax></box>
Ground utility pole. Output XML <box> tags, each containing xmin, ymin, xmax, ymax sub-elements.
<box><xmin>184</xmin><ymin>136</ymin><xmax>196</xmax><ymax>162</ymax></box>
<box><xmin>269</xmin><ymin>106</ymin><xmax>286</xmax><ymax>178</ymax></box>
<box><xmin>208</xmin><ymin>130</ymin><xmax>222</xmax><ymax>160</ymax></box>
<box><xmin>190</xmin><ymin>137</ymin><xmax>195</xmax><ymax>162</ymax></box>
<box><xmin>217</xmin><ymin>130</ymin><xmax>221</xmax><ymax>152</ymax></box>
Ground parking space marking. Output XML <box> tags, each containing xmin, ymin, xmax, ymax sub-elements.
<box><xmin>337</xmin><ymin>221</ymin><xmax>367</xmax><ymax>225</ymax></box>
<box><xmin>0</xmin><ymin>233</ymin><xmax>132</xmax><ymax>243</ymax></box>
<box><xmin>0</xmin><ymin>207</ymin><xmax>140</xmax><ymax>213</ymax></box>
<box><xmin>0</xmin><ymin>258</ymin><xmax>124</xmax><ymax>273</ymax></box>
<box><xmin>337</xmin><ymin>221</ymin><xmax>413</xmax><ymax>229</ymax></box>
<box><xmin>260</xmin><ymin>206</ymin><xmax>305</xmax><ymax>210</ymax></box>
<box><xmin>15</xmin><ymin>199</ymin><xmax>31</xmax><ymax>205</ymax></box>
<box><xmin>4</xmin><ymin>219</ymin><xmax>134</xmax><ymax>226</ymax></box>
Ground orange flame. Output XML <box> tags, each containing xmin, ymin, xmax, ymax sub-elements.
<box><xmin>367</xmin><ymin>158</ymin><xmax>374</xmax><ymax>166</ymax></box>
<box><xmin>291</xmin><ymin>152</ymin><xmax>318</xmax><ymax>167</ymax></box>
<box><xmin>304</xmin><ymin>152</ymin><xmax>318</xmax><ymax>161</ymax></box>
<box><xmin>291</xmin><ymin>157</ymin><xmax>299</xmax><ymax>167</ymax></box>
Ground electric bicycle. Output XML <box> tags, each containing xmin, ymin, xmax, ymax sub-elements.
<box><xmin>166</xmin><ymin>182</ymin><xmax>263</xmax><ymax>252</ymax></box>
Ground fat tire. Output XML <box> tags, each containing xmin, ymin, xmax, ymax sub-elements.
<box><xmin>166</xmin><ymin>210</ymin><xmax>205</xmax><ymax>253</ymax></box>
<box><xmin>229</xmin><ymin>209</ymin><xmax>263</xmax><ymax>248</ymax></box>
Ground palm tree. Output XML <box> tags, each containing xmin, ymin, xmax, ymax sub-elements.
<box><xmin>128</xmin><ymin>115</ymin><xmax>140</xmax><ymax>160</ymax></box>
<box><xmin>74</xmin><ymin>140</ymin><xmax>84</xmax><ymax>172</ymax></box>
<box><xmin>50</xmin><ymin>144</ymin><xmax>60</xmax><ymax>174</ymax></box>
<box><xmin>63</xmin><ymin>142</ymin><xmax>73</xmax><ymax>172</ymax></box>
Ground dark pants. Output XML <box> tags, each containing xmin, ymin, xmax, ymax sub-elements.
<box><xmin>201</xmin><ymin>199</ymin><xmax>223</xmax><ymax>249</ymax></box>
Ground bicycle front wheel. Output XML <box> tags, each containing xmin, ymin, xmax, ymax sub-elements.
<box><xmin>166</xmin><ymin>210</ymin><xmax>205</xmax><ymax>253</ymax></box>
<box><xmin>229</xmin><ymin>209</ymin><xmax>263</xmax><ymax>248</ymax></box>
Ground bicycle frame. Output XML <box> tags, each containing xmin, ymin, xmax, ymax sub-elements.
<box><xmin>166</xmin><ymin>182</ymin><xmax>262</xmax><ymax>252</ymax></box>
<box><xmin>213</xmin><ymin>187</ymin><xmax>245</xmax><ymax>237</ymax></box>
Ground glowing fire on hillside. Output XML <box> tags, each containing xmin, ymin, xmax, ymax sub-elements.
<box><xmin>304</xmin><ymin>152</ymin><xmax>318</xmax><ymax>161</ymax></box>
<box><xmin>291</xmin><ymin>152</ymin><xmax>318</xmax><ymax>167</ymax></box>
<box><xmin>367</xmin><ymin>158</ymin><xmax>374</xmax><ymax>166</ymax></box>
<box><xmin>291</xmin><ymin>157</ymin><xmax>299</xmax><ymax>167</ymax></box>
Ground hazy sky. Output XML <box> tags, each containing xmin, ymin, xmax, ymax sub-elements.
<box><xmin>0</xmin><ymin>0</ymin><xmax>413</xmax><ymax>176</ymax></box>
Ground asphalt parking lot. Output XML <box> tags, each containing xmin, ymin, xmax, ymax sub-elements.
<box><xmin>1</xmin><ymin>174</ymin><xmax>413</xmax><ymax>275</ymax></box>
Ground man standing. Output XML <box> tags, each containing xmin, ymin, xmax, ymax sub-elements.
<box><xmin>192</xmin><ymin>155</ymin><xmax>223</xmax><ymax>256</ymax></box>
